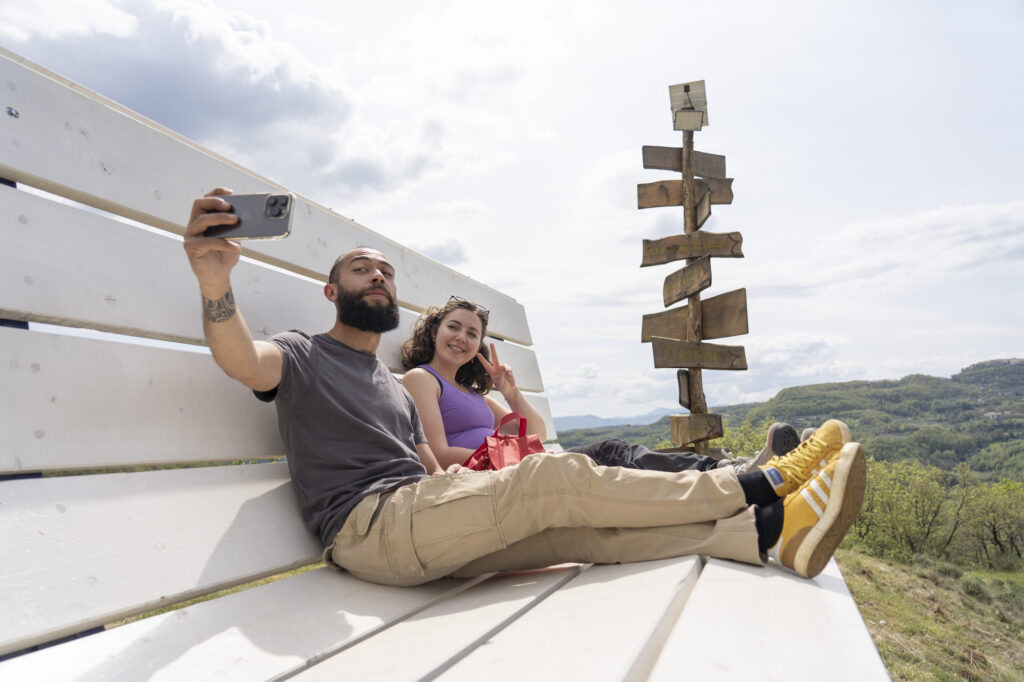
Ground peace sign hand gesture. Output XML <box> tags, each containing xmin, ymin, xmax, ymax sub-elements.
<box><xmin>477</xmin><ymin>343</ymin><xmax>520</xmax><ymax>402</ymax></box>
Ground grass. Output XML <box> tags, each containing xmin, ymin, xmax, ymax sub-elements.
<box><xmin>837</xmin><ymin>548</ymin><xmax>1024</xmax><ymax>681</ymax></box>
<box><xmin>109</xmin><ymin>562</ymin><xmax>324</xmax><ymax>629</ymax></box>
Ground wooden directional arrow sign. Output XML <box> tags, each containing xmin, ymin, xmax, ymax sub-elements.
<box><xmin>676</xmin><ymin>369</ymin><xmax>690</xmax><ymax>409</ymax></box>
<box><xmin>704</xmin><ymin>177</ymin><xmax>733</xmax><ymax>204</ymax></box>
<box><xmin>651</xmin><ymin>337</ymin><xmax>747</xmax><ymax>370</ymax></box>
<box><xmin>643</xmin><ymin>288</ymin><xmax>748</xmax><ymax>341</ymax></box>
<box><xmin>641</xmin><ymin>146</ymin><xmax>726</xmax><ymax>178</ymax></box>
<box><xmin>695</xmin><ymin>184</ymin><xmax>712</xmax><ymax>227</ymax></box>
<box><xmin>637</xmin><ymin>179</ymin><xmax>685</xmax><ymax>209</ymax></box>
<box><xmin>670</xmin><ymin>413</ymin><xmax>723</xmax><ymax>446</ymax></box>
<box><xmin>663</xmin><ymin>256</ymin><xmax>712</xmax><ymax>307</ymax></box>
<box><xmin>638</xmin><ymin>180</ymin><xmax>715</xmax><ymax>225</ymax></box>
<box><xmin>644</xmin><ymin>288</ymin><xmax>748</xmax><ymax>342</ymax></box>
<box><xmin>642</xmin><ymin>146</ymin><xmax>683</xmax><ymax>172</ymax></box>
<box><xmin>641</xmin><ymin>231</ymin><xmax>743</xmax><ymax>267</ymax></box>
<box><xmin>693</xmin><ymin>152</ymin><xmax>727</xmax><ymax>179</ymax></box>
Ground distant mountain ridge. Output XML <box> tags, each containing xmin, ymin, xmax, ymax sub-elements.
<box><xmin>553</xmin><ymin>407</ymin><xmax>677</xmax><ymax>431</ymax></box>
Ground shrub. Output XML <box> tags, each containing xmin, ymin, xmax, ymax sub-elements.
<box><xmin>959</xmin><ymin>575</ymin><xmax>991</xmax><ymax>603</ymax></box>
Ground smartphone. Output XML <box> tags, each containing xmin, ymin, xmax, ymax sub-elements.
<box><xmin>204</xmin><ymin>193</ymin><xmax>294</xmax><ymax>240</ymax></box>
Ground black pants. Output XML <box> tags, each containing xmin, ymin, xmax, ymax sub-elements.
<box><xmin>565</xmin><ymin>439</ymin><xmax>721</xmax><ymax>472</ymax></box>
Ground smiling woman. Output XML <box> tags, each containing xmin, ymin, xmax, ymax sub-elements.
<box><xmin>400</xmin><ymin>296</ymin><xmax>549</xmax><ymax>468</ymax></box>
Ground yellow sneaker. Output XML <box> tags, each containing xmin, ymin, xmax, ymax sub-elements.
<box><xmin>769</xmin><ymin>442</ymin><xmax>867</xmax><ymax>578</ymax></box>
<box><xmin>759</xmin><ymin>419</ymin><xmax>850</xmax><ymax>496</ymax></box>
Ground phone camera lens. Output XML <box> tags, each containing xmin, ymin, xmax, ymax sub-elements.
<box><xmin>268</xmin><ymin>196</ymin><xmax>279</xmax><ymax>207</ymax></box>
<box><xmin>269</xmin><ymin>206</ymin><xmax>283</xmax><ymax>217</ymax></box>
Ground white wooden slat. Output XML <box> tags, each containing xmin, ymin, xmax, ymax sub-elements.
<box><xmin>0</xmin><ymin>327</ymin><xmax>283</xmax><ymax>472</ymax></box>
<box><xmin>1</xmin><ymin>327</ymin><xmax>547</xmax><ymax>473</ymax></box>
<box><xmin>0</xmin><ymin>182</ymin><xmax>325</xmax><ymax>346</ymax></box>
<box><xmin>0</xmin><ymin>185</ymin><xmax>546</xmax><ymax>389</ymax></box>
<box><xmin>648</xmin><ymin>558</ymin><xmax>889</xmax><ymax>681</ymax></box>
<box><xmin>442</xmin><ymin>557</ymin><xmax>703</xmax><ymax>681</ymax></box>
<box><xmin>290</xmin><ymin>567</ymin><xmax>582</xmax><ymax>681</ymax></box>
<box><xmin>0</xmin><ymin>568</ymin><xmax>464</xmax><ymax>682</ymax></box>
<box><xmin>489</xmin><ymin>392</ymin><xmax>558</xmax><ymax>443</ymax></box>
<box><xmin>477</xmin><ymin>336</ymin><xmax>545</xmax><ymax>393</ymax></box>
<box><xmin>0</xmin><ymin>463</ymin><xmax>321</xmax><ymax>656</ymax></box>
<box><xmin>0</xmin><ymin>49</ymin><xmax>532</xmax><ymax>344</ymax></box>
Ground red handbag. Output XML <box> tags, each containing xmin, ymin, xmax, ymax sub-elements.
<box><xmin>463</xmin><ymin>412</ymin><xmax>546</xmax><ymax>471</ymax></box>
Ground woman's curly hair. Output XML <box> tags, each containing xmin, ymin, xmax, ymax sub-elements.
<box><xmin>401</xmin><ymin>298</ymin><xmax>493</xmax><ymax>394</ymax></box>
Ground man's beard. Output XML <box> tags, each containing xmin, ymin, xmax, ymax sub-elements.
<box><xmin>336</xmin><ymin>284</ymin><xmax>400</xmax><ymax>333</ymax></box>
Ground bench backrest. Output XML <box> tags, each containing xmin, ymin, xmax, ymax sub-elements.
<box><xmin>0</xmin><ymin>47</ymin><xmax>555</xmax><ymax>658</ymax></box>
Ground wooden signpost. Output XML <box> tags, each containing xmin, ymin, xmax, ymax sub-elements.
<box><xmin>636</xmin><ymin>80</ymin><xmax>749</xmax><ymax>454</ymax></box>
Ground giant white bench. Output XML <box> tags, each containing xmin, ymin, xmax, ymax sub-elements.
<box><xmin>0</xmin><ymin>47</ymin><xmax>889</xmax><ymax>680</ymax></box>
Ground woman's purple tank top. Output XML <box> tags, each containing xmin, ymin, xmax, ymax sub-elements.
<box><xmin>419</xmin><ymin>364</ymin><xmax>495</xmax><ymax>449</ymax></box>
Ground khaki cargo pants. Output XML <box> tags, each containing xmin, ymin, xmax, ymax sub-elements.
<box><xmin>327</xmin><ymin>451</ymin><xmax>762</xmax><ymax>586</ymax></box>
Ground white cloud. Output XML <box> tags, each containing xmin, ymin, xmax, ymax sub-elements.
<box><xmin>155</xmin><ymin>0</ymin><xmax>330</xmax><ymax>85</ymax></box>
<box><xmin>422</xmin><ymin>200</ymin><xmax>496</xmax><ymax>218</ymax></box>
<box><xmin>414</xmin><ymin>240</ymin><xmax>468</xmax><ymax>267</ymax></box>
<box><xmin>0</xmin><ymin>0</ymin><xmax>137</xmax><ymax>42</ymax></box>
<box><xmin>545</xmin><ymin>362</ymin><xmax>678</xmax><ymax>417</ymax></box>
<box><xmin>746</xmin><ymin>201</ymin><xmax>1024</xmax><ymax>301</ymax></box>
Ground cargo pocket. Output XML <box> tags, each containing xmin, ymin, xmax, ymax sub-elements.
<box><xmin>407</xmin><ymin>473</ymin><xmax>505</xmax><ymax>575</ymax></box>
<box><xmin>326</xmin><ymin>492</ymin><xmax>384</xmax><ymax>572</ymax></box>
<box><xmin>349</xmin><ymin>492</ymin><xmax>383</xmax><ymax>535</ymax></box>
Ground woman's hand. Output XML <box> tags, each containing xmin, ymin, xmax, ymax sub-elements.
<box><xmin>433</xmin><ymin>462</ymin><xmax>471</xmax><ymax>476</ymax></box>
<box><xmin>477</xmin><ymin>343</ymin><xmax>520</xmax><ymax>402</ymax></box>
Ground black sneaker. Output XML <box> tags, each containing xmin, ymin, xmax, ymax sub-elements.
<box><xmin>735</xmin><ymin>422</ymin><xmax>800</xmax><ymax>474</ymax></box>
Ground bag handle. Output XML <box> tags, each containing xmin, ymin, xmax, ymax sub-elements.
<box><xmin>495</xmin><ymin>411</ymin><xmax>528</xmax><ymax>438</ymax></box>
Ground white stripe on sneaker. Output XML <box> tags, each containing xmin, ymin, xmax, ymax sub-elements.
<box><xmin>801</xmin><ymin>487</ymin><xmax>825</xmax><ymax>517</ymax></box>
<box><xmin>809</xmin><ymin>478</ymin><xmax>830</xmax><ymax>507</ymax></box>
<box><xmin>819</xmin><ymin>470</ymin><xmax>832</xmax><ymax>488</ymax></box>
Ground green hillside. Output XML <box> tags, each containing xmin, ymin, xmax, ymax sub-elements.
<box><xmin>557</xmin><ymin>359</ymin><xmax>1024</xmax><ymax>481</ymax></box>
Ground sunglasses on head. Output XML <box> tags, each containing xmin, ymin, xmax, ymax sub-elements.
<box><xmin>448</xmin><ymin>295</ymin><xmax>490</xmax><ymax>318</ymax></box>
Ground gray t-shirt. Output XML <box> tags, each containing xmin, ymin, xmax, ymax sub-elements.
<box><xmin>255</xmin><ymin>331</ymin><xmax>428</xmax><ymax>546</ymax></box>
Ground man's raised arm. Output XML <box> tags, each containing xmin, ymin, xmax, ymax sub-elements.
<box><xmin>183</xmin><ymin>188</ymin><xmax>282</xmax><ymax>392</ymax></box>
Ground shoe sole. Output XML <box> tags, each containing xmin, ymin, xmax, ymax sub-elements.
<box><xmin>767</xmin><ymin>423</ymin><xmax>800</xmax><ymax>459</ymax></box>
<box><xmin>793</xmin><ymin>442</ymin><xmax>866</xmax><ymax>579</ymax></box>
<box><xmin>744</xmin><ymin>423</ymin><xmax>800</xmax><ymax>473</ymax></box>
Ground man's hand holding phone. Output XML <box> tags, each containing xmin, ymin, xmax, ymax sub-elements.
<box><xmin>184</xmin><ymin>188</ymin><xmax>244</xmax><ymax>292</ymax></box>
<box><xmin>184</xmin><ymin>188</ymin><xmax>294</xmax><ymax>291</ymax></box>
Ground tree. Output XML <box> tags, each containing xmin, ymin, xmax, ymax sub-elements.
<box><xmin>712</xmin><ymin>414</ymin><xmax>778</xmax><ymax>459</ymax></box>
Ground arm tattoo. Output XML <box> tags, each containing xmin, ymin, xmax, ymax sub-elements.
<box><xmin>202</xmin><ymin>288</ymin><xmax>237</xmax><ymax>323</ymax></box>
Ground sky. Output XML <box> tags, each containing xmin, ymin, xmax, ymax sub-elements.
<box><xmin>3</xmin><ymin>0</ymin><xmax>1022</xmax><ymax>419</ymax></box>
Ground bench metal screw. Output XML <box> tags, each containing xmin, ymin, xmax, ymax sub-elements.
<box><xmin>6</xmin><ymin>107</ymin><xmax>19</xmax><ymax>118</ymax></box>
